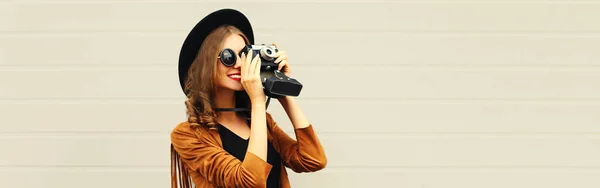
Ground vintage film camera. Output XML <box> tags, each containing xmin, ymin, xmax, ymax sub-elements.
<box><xmin>241</xmin><ymin>44</ymin><xmax>303</xmax><ymax>98</ymax></box>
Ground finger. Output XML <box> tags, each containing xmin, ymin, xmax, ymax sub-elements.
<box><xmin>245</xmin><ymin>50</ymin><xmax>253</xmax><ymax>76</ymax></box>
<box><xmin>274</xmin><ymin>54</ymin><xmax>287</xmax><ymax>64</ymax></box>
<box><xmin>240</xmin><ymin>52</ymin><xmax>247</xmax><ymax>78</ymax></box>
<box><xmin>254</xmin><ymin>55</ymin><xmax>262</xmax><ymax>76</ymax></box>
<box><xmin>272</xmin><ymin>42</ymin><xmax>282</xmax><ymax>58</ymax></box>
<box><xmin>278</xmin><ymin>60</ymin><xmax>287</xmax><ymax>71</ymax></box>
<box><xmin>250</xmin><ymin>54</ymin><xmax>260</xmax><ymax>77</ymax></box>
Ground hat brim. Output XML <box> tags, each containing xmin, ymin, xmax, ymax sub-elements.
<box><xmin>178</xmin><ymin>8</ymin><xmax>254</xmax><ymax>96</ymax></box>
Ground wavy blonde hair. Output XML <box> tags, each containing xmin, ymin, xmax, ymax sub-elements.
<box><xmin>183</xmin><ymin>25</ymin><xmax>251</xmax><ymax>129</ymax></box>
<box><xmin>172</xmin><ymin>25</ymin><xmax>251</xmax><ymax>188</ymax></box>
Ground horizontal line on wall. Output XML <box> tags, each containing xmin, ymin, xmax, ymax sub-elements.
<box><xmin>315</xmin><ymin>132</ymin><xmax>600</xmax><ymax>139</ymax></box>
<box><xmin>3</xmin><ymin>165</ymin><xmax>600</xmax><ymax>171</ymax></box>
<box><xmin>3</xmin><ymin>0</ymin><xmax>600</xmax><ymax>4</ymax></box>
<box><xmin>324</xmin><ymin>165</ymin><xmax>600</xmax><ymax>170</ymax></box>
<box><xmin>0</xmin><ymin>165</ymin><xmax>167</xmax><ymax>171</ymax></box>
<box><xmin>320</xmin><ymin>166</ymin><xmax>600</xmax><ymax>173</ymax></box>
<box><xmin>3</xmin><ymin>30</ymin><xmax>600</xmax><ymax>36</ymax></box>
<box><xmin>0</xmin><ymin>98</ymin><xmax>186</xmax><ymax>104</ymax></box>
<box><xmin>0</xmin><ymin>131</ymin><xmax>169</xmax><ymax>136</ymax></box>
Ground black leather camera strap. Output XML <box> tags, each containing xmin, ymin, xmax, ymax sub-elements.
<box><xmin>214</xmin><ymin>97</ymin><xmax>272</xmax><ymax>112</ymax></box>
<box><xmin>213</xmin><ymin>108</ymin><xmax>250</xmax><ymax>112</ymax></box>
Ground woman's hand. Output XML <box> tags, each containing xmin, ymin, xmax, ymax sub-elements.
<box><xmin>273</xmin><ymin>43</ymin><xmax>291</xmax><ymax>77</ymax></box>
<box><xmin>241</xmin><ymin>50</ymin><xmax>266</xmax><ymax>104</ymax></box>
<box><xmin>241</xmin><ymin>51</ymin><xmax>269</xmax><ymax>163</ymax></box>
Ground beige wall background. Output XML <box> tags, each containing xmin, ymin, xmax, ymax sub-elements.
<box><xmin>2</xmin><ymin>1</ymin><xmax>600</xmax><ymax>188</ymax></box>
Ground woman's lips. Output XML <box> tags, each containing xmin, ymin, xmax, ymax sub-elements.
<box><xmin>228</xmin><ymin>73</ymin><xmax>241</xmax><ymax>81</ymax></box>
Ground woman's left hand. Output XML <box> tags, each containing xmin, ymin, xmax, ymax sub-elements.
<box><xmin>273</xmin><ymin>43</ymin><xmax>291</xmax><ymax>77</ymax></box>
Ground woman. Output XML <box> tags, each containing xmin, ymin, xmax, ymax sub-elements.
<box><xmin>170</xmin><ymin>8</ymin><xmax>327</xmax><ymax>188</ymax></box>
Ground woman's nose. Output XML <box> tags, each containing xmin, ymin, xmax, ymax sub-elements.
<box><xmin>233</xmin><ymin>57</ymin><xmax>242</xmax><ymax>69</ymax></box>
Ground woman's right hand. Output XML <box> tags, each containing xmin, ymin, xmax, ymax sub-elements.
<box><xmin>241</xmin><ymin>50</ymin><xmax>269</xmax><ymax>164</ymax></box>
<box><xmin>241</xmin><ymin>50</ymin><xmax>266</xmax><ymax>104</ymax></box>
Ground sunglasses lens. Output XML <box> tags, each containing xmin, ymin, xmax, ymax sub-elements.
<box><xmin>220</xmin><ymin>48</ymin><xmax>236</xmax><ymax>66</ymax></box>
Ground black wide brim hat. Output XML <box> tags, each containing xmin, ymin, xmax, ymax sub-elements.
<box><xmin>178</xmin><ymin>8</ymin><xmax>254</xmax><ymax>96</ymax></box>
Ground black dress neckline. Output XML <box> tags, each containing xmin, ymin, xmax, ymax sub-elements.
<box><xmin>217</xmin><ymin>124</ymin><xmax>282</xmax><ymax>188</ymax></box>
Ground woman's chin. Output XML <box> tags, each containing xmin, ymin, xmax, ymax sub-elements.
<box><xmin>229</xmin><ymin>84</ymin><xmax>244</xmax><ymax>91</ymax></box>
<box><xmin>216</xmin><ymin>82</ymin><xmax>244</xmax><ymax>92</ymax></box>
<box><xmin>222</xmin><ymin>86</ymin><xmax>243</xmax><ymax>91</ymax></box>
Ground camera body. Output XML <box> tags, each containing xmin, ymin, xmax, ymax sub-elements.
<box><xmin>242</xmin><ymin>44</ymin><xmax>303</xmax><ymax>98</ymax></box>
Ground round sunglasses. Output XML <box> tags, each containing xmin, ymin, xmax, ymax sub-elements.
<box><xmin>218</xmin><ymin>48</ymin><xmax>243</xmax><ymax>67</ymax></box>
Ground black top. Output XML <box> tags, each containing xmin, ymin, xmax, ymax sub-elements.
<box><xmin>217</xmin><ymin>124</ymin><xmax>282</xmax><ymax>188</ymax></box>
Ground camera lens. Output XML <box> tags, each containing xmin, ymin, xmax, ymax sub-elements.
<box><xmin>260</xmin><ymin>46</ymin><xmax>277</xmax><ymax>61</ymax></box>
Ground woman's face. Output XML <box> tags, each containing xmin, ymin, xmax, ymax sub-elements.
<box><xmin>216</xmin><ymin>34</ymin><xmax>246</xmax><ymax>92</ymax></box>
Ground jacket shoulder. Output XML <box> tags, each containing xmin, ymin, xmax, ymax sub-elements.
<box><xmin>171</xmin><ymin>121</ymin><xmax>192</xmax><ymax>134</ymax></box>
<box><xmin>265</xmin><ymin>112</ymin><xmax>276</xmax><ymax>126</ymax></box>
<box><xmin>170</xmin><ymin>121</ymin><xmax>212</xmax><ymax>141</ymax></box>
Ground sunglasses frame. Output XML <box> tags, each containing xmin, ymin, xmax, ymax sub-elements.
<box><xmin>217</xmin><ymin>48</ymin><xmax>243</xmax><ymax>67</ymax></box>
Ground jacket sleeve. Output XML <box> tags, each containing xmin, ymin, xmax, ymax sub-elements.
<box><xmin>170</xmin><ymin>123</ymin><xmax>272</xmax><ymax>188</ymax></box>
<box><xmin>266</xmin><ymin>113</ymin><xmax>328</xmax><ymax>173</ymax></box>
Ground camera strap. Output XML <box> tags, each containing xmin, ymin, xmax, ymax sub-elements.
<box><xmin>213</xmin><ymin>108</ymin><xmax>250</xmax><ymax>112</ymax></box>
<box><xmin>214</xmin><ymin>97</ymin><xmax>272</xmax><ymax>112</ymax></box>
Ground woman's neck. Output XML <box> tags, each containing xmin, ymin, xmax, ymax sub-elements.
<box><xmin>213</xmin><ymin>88</ymin><xmax>238</xmax><ymax>123</ymax></box>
